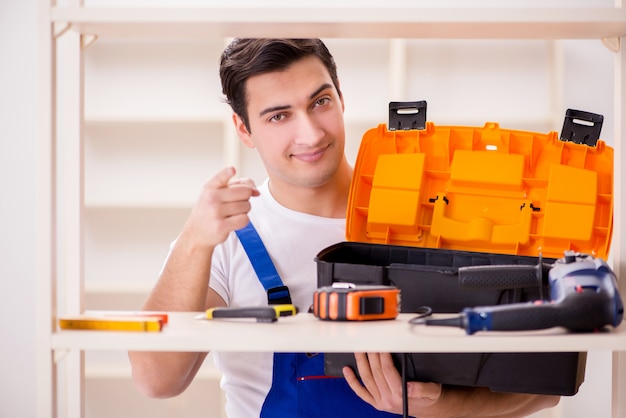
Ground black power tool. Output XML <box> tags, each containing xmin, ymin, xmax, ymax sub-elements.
<box><xmin>419</xmin><ymin>251</ymin><xmax>624</xmax><ymax>334</ymax></box>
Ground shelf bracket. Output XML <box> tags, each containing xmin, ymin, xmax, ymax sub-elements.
<box><xmin>602</xmin><ymin>37</ymin><xmax>621</xmax><ymax>53</ymax></box>
<box><xmin>81</xmin><ymin>34</ymin><xmax>98</xmax><ymax>50</ymax></box>
<box><xmin>53</xmin><ymin>22</ymin><xmax>71</xmax><ymax>39</ymax></box>
<box><xmin>53</xmin><ymin>349</ymin><xmax>70</xmax><ymax>364</ymax></box>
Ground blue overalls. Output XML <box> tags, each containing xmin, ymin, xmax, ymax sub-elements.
<box><xmin>236</xmin><ymin>222</ymin><xmax>401</xmax><ymax>418</ymax></box>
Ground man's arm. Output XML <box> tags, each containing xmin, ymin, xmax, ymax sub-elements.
<box><xmin>344</xmin><ymin>352</ymin><xmax>560</xmax><ymax>418</ymax></box>
<box><xmin>128</xmin><ymin>166</ymin><xmax>259</xmax><ymax>398</ymax></box>
<box><xmin>127</xmin><ymin>236</ymin><xmax>224</xmax><ymax>398</ymax></box>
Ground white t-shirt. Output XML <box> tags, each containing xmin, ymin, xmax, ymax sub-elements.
<box><xmin>209</xmin><ymin>179</ymin><xmax>346</xmax><ymax>418</ymax></box>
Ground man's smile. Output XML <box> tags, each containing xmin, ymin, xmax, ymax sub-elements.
<box><xmin>291</xmin><ymin>145</ymin><xmax>330</xmax><ymax>162</ymax></box>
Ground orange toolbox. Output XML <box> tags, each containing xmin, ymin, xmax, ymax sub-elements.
<box><xmin>317</xmin><ymin>101</ymin><xmax>613</xmax><ymax>395</ymax></box>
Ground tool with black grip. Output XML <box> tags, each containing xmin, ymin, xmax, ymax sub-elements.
<box><xmin>418</xmin><ymin>251</ymin><xmax>624</xmax><ymax>334</ymax></box>
<box><xmin>205</xmin><ymin>304</ymin><xmax>298</xmax><ymax>323</ymax></box>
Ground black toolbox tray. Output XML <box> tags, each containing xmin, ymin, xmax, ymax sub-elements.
<box><xmin>316</xmin><ymin>242</ymin><xmax>586</xmax><ymax>395</ymax></box>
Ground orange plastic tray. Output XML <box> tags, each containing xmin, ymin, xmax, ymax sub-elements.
<box><xmin>346</xmin><ymin>121</ymin><xmax>613</xmax><ymax>259</ymax></box>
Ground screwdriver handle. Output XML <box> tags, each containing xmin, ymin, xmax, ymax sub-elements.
<box><xmin>206</xmin><ymin>304</ymin><xmax>297</xmax><ymax>323</ymax></box>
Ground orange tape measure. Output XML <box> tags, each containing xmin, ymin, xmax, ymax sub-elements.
<box><xmin>313</xmin><ymin>283</ymin><xmax>400</xmax><ymax>321</ymax></box>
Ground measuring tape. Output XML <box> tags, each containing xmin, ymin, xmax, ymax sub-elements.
<box><xmin>313</xmin><ymin>283</ymin><xmax>400</xmax><ymax>321</ymax></box>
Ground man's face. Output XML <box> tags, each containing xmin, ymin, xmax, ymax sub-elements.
<box><xmin>235</xmin><ymin>56</ymin><xmax>346</xmax><ymax>190</ymax></box>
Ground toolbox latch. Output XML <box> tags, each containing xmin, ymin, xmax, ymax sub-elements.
<box><xmin>389</xmin><ymin>101</ymin><xmax>427</xmax><ymax>131</ymax></box>
<box><xmin>560</xmin><ymin>109</ymin><xmax>603</xmax><ymax>147</ymax></box>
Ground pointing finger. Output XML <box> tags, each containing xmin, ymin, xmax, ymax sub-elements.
<box><xmin>207</xmin><ymin>166</ymin><xmax>237</xmax><ymax>189</ymax></box>
<box><xmin>229</xmin><ymin>177</ymin><xmax>260</xmax><ymax>196</ymax></box>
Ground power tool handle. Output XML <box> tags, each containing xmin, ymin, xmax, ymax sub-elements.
<box><xmin>465</xmin><ymin>291</ymin><xmax>615</xmax><ymax>334</ymax></box>
<box><xmin>464</xmin><ymin>302</ymin><xmax>558</xmax><ymax>334</ymax></box>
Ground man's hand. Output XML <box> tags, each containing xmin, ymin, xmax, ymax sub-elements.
<box><xmin>182</xmin><ymin>166</ymin><xmax>259</xmax><ymax>250</ymax></box>
<box><xmin>343</xmin><ymin>352</ymin><xmax>443</xmax><ymax>416</ymax></box>
<box><xmin>344</xmin><ymin>352</ymin><xmax>560</xmax><ymax>418</ymax></box>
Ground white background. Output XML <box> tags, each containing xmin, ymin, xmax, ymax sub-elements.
<box><xmin>1</xmin><ymin>1</ymin><xmax>38</xmax><ymax>418</ymax></box>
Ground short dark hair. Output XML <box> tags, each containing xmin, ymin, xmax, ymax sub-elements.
<box><xmin>219</xmin><ymin>38</ymin><xmax>341</xmax><ymax>132</ymax></box>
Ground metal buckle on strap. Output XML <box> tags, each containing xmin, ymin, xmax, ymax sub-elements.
<box><xmin>267</xmin><ymin>285</ymin><xmax>292</xmax><ymax>305</ymax></box>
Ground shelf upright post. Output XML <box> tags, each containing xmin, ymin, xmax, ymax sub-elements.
<box><xmin>56</xmin><ymin>1</ymin><xmax>86</xmax><ymax>416</ymax></box>
<box><xmin>388</xmin><ymin>39</ymin><xmax>408</xmax><ymax>101</ymax></box>
<box><xmin>608</xmin><ymin>6</ymin><xmax>626</xmax><ymax>418</ymax></box>
<box><xmin>222</xmin><ymin>38</ymin><xmax>241</xmax><ymax>173</ymax></box>
<box><xmin>611</xmin><ymin>30</ymin><xmax>626</xmax><ymax>418</ymax></box>
<box><xmin>223</xmin><ymin>111</ymin><xmax>240</xmax><ymax>171</ymax></box>
<box><xmin>548</xmin><ymin>40</ymin><xmax>564</xmax><ymax>131</ymax></box>
<box><xmin>37</xmin><ymin>0</ymin><xmax>57</xmax><ymax>416</ymax></box>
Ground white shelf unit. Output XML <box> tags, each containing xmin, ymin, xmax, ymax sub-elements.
<box><xmin>52</xmin><ymin>313</ymin><xmax>626</xmax><ymax>353</ymax></box>
<box><xmin>37</xmin><ymin>3</ymin><xmax>626</xmax><ymax>418</ymax></box>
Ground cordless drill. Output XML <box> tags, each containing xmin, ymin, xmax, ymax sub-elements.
<box><xmin>419</xmin><ymin>251</ymin><xmax>624</xmax><ymax>334</ymax></box>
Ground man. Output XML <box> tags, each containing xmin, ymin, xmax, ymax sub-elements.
<box><xmin>129</xmin><ymin>38</ymin><xmax>559</xmax><ymax>417</ymax></box>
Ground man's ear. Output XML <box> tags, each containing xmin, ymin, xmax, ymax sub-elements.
<box><xmin>233</xmin><ymin>113</ymin><xmax>255</xmax><ymax>149</ymax></box>
<box><xmin>336</xmin><ymin>81</ymin><xmax>345</xmax><ymax>113</ymax></box>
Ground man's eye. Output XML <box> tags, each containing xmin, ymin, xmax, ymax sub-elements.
<box><xmin>315</xmin><ymin>97</ymin><xmax>330</xmax><ymax>107</ymax></box>
<box><xmin>270</xmin><ymin>114</ymin><xmax>286</xmax><ymax>122</ymax></box>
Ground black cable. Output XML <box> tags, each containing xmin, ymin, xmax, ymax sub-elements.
<box><xmin>423</xmin><ymin>316</ymin><xmax>465</xmax><ymax>328</ymax></box>
<box><xmin>407</xmin><ymin>306</ymin><xmax>433</xmax><ymax>324</ymax></box>
<box><xmin>401</xmin><ymin>352</ymin><xmax>408</xmax><ymax>418</ymax></box>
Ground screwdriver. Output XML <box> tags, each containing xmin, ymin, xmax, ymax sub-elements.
<box><xmin>205</xmin><ymin>304</ymin><xmax>298</xmax><ymax>323</ymax></box>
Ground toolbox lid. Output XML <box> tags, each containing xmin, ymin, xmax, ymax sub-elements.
<box><xmin>346</xmin><ymin>104</ymin><xmax>613</xmax><ymax>259</ymax></box>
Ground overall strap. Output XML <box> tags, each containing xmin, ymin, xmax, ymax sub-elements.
<box><xmin>235</xmin><ymin>221</ymin><xmax>292</xmax><ymax>305</ymax></box>
<box><xmin>237</xmin><ymin>222</ymin><xmax>399</xmax><ymax>417</ymax></box>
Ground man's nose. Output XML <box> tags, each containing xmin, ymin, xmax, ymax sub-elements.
<box><xmin>293</xmin><ymin>115</ymin><xmax>324</xmax><ymax>146</ymax></box>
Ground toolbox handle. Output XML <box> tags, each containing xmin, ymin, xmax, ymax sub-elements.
<box><xmin>430</xmin><ymin>193</ymin><xmax>535</xmax><ymax>247</ymax></box>
<box><xmin>391</xmin><ymin>262</ymin><xmax>549</xmax><ymax>291</ymax></box>
<box><xmin>389</xmin><ymin>101</ymin><xmax>427</xmax><ymax>131</ymax></box>
<box><xmin>458</xmin><ymin>264</ymin><xmax>550</xmax><ymax>291</ymax></box>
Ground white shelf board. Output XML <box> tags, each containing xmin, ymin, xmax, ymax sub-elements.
<box><xmin>84</xmin><ymin>116</ymin><xmax>225</xmax><ymax>125</ymax></box>
<box><xmin>85</xmin><ymin>363</ymin><xmax>221</xmax><ymax>380</ymax></box>
<box><xmin>52</xmin><ymin>312</ymin><xmax>626</xmax><ymax>353</ymax></box>
<box><xmin>52</xmin><ymin>7</ymin><xmax>626</xmax><ymax>40</ymax></box>
<box><xmin>84</xmin><ymin>200</ymin><xmax>195</xmax><ymax>209</ymax></box>
<box><xmin>84</xmin><ymin>281</ymin><xmax>153</xmax><ymax>294</ymax></box>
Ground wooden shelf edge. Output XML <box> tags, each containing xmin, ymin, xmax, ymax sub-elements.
<box><xmin>51</xmin><ymin>312</ymin><xmax>626</xmax><ymax>353</ymax></box>
<box><xmin>85</xmin><ymin>363</ymin><xmax>222</xmax><ymax>380</ymax></box>
<box><xmin>52</xmin><ymin>7</ymin><xmax>626</xmax><ymax>40</ymax></box>
<box><xmin>84</xmin><ymin>116</ymin><xmax>225</xmax><ymax>125</ymax></box>
<box><xmin>84</xmin><ymin>202</ymin><xmax>194</xmax><ymax>210</ymax></box>
<box><xmin>84</xmin><ymin>281</ymin><xmax>154</xmax><ymax>294</ymax></box>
